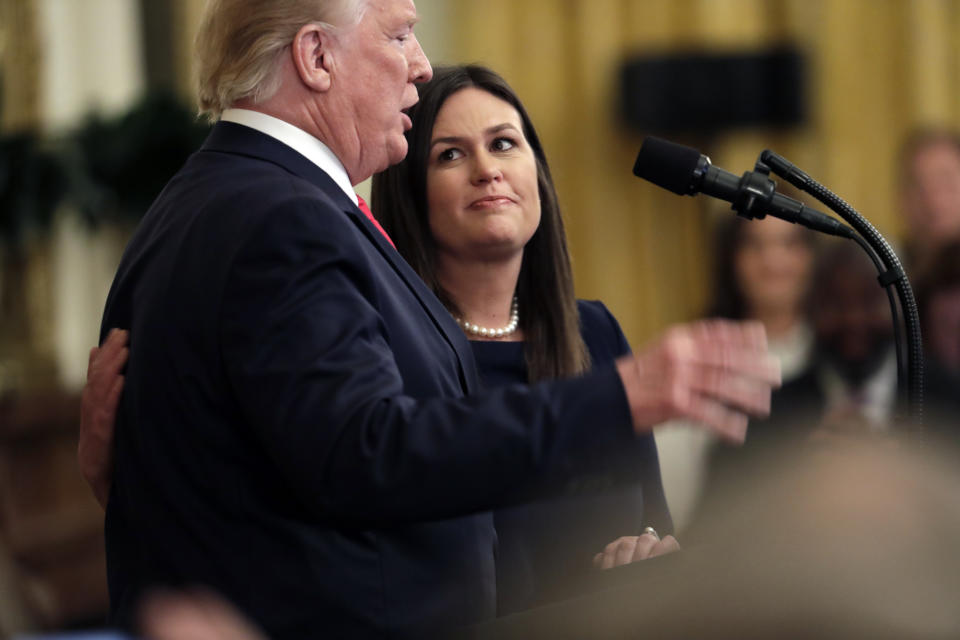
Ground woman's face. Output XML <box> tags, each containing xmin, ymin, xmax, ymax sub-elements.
<box><xmin>425</xmin><ymin>87</ymin><xmax>541</xmax><ymax>263</ymax></box>
<box><xmin>733</xmin><ymin>217</ymin><xmax>813</xmax><ymax>317</ymax></box>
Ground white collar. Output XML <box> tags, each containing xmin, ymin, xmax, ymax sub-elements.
<box><xmin>819</xmin><ymin>348</ymin><xmax>898</xmax><ymax>430</ymax></box>
<box><xmin>220</xmin><ymin>108</ymin><xmax>357</xmax><ymax>206</ymax></box>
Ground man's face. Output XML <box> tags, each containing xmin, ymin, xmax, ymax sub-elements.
<box><xmin>327</xmin><ymin>0</ymin><xmax>432</xmax><ymax>184</ymax></box>
<box><xmin>902</xmin><ymin>141</ymin><xmax>960</xmax><ymax>248</ymax></box>
<box><xmin>812</xmin><ymin>256</ymin><xmax>892</xmax><ymax>385</ymax></box>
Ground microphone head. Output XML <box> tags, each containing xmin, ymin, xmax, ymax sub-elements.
<box><xmin>633</xmin><ymin>136</ymin><xmax>704</xmax><ymax>195</ymax></box>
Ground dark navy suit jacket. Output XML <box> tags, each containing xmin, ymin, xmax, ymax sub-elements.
<box><xmin>101</xmin><ymin>122</ymin><xmax>637</xmax><ymax>638</ymax></box>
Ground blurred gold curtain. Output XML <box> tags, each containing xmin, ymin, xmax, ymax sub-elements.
<box><xmin>448</xmin><ymin>0</ymin><xmax>960</xmax><ymax>346</ymax></box>
<box><xmin>0</xmin><ymin>0</ymin><xmax>40</xmax><ymax>132</ymax></box>
<box><xmin>171</xmin><ymin>0</ymin><xmax>207</xmax><ymax>105</ymax></box>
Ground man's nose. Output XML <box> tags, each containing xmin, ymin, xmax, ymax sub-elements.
<box><xmin>409</xmin><ymin>34</ymin><xmax>433</xmax><ymax>83</ymax></box>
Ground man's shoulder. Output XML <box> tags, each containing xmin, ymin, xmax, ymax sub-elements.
<box><xmin>193</xmin><ymin>149</ymin><xmax>344</xmax><ymax>204</ymax></box>
<box><xmin>157</xmin><ymin>149</ymin><xmax>352</xmax><ymax>240</ymax></box>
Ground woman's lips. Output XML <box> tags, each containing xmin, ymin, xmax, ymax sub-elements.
<box><xmin>469</xmin><ymin>196</ymin><xmax>516</xmax><ymax>209</ymax></box>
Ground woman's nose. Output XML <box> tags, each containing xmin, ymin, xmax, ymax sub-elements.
<box><xmin>472</xmin><ymin>153</ymin><xmax>503</xmax><ymax>184</ymax></box>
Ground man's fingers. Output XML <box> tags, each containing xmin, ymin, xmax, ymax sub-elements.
<box><xmin>621</xmin><ymin>318</ymin><xmax>781</xmax><ymax>437</ymax></box>
<box><xmin>676</xmin><ymin>320</ymin><xmax>781</xmax><ymax>386</ymax></box>
<box><xmin>682</xmin><ymin>396</ymin><xmax>749</xmax><ymax>444</ymax></box>
<box><xmin>660</xmin><ymin>322</ymin><xmax>781</xmax><ymax>391</ymax></box>
<box><xmin>688</xmin><ymin>367</ymin><xmax>773</xmax><ymax>417</ymax></box>
<box><xmin>688</xmin><ymin>345</ymin><xmax>782</xmax><ymax>387</ymax></box>
<box><xmin>692</xmin><ymin>318</ymin><xmax>768</xmax><ymax>350</ymax></box>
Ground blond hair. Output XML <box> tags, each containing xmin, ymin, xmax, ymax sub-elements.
<box><xmin>195</xmin><ymin>0</ymin><xmax>367</xmax><ymax>122</ymax></box>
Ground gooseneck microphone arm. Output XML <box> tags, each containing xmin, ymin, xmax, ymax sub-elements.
<box><xmin>633</xmin><ymin>136</ymin><xmax>856</xmax><ymax>238</ymax></box>
<box><xmin>760</xmin><ymin>150</ymin><xmax>923</xmax><ymax>423</ymax></box>
<box><xmin>633</xmin><ymin>137</ymin><xmax>923</xmax><ymax>424</ymax></box>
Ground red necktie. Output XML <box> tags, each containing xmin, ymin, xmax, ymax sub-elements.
<box><xmin>356</xmin><ymin>195</ymin><xmax>395</xmax><ymax>249</ymax></box>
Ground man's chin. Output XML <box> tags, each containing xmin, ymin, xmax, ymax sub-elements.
<box><xmin>385</xmin><ymin>139</ymin><xmax>409</xmax><ymax>168</ymax></box>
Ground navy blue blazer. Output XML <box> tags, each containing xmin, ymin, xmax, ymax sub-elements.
<box><xmin>478</xmin><ymin>301</ymin><xmax>673</xmax><ymax>615</ymax></box>
<box><xmin>101</xmin><ymin>122</ymin><xmax>637</xmax><ymax>638</ymax></box>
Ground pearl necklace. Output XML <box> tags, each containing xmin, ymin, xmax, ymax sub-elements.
<box><xmin>456</xmin><ymin>297</ymin><xmax>519</xmax><ymax>338</ymax></box>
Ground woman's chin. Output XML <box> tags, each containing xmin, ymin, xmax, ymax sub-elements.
<box><xmin>459</xmin><ymin>238</ymin><xmax>526</xmax><ymax>263</ymax></box>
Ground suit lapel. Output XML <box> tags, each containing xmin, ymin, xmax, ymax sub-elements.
<box><xmin>201</xmin><ymin>122</ymin><xmax>479</xmax><ymax>395</ymax></box>
<box><xmin>341</xmin><ymin>204</ymin><xmax>480</xmax><ymax>394</ymax></box>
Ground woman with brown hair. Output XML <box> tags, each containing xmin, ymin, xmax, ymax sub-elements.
<box><xmin>370</xmin><ymin>65</ymin><xmax>674</xmax><ymax>613</ymax></box>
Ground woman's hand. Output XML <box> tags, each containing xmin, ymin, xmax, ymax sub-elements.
<box><xmin>593</xmin><ymin>531</ymin><xmax>681</xmax><ymax>570</ymax></box>
<box><xmin>78</xmin><ymin>328</ymin><xmax>128</xmax><ymax>509</ymax></box>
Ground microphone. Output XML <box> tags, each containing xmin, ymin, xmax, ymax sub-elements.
<box><xmin>633</xmin><ymin>136</ymin><xmax>853</xmax><ymax>238</ymax></box>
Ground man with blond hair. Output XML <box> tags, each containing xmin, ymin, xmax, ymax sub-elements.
<box><xmin>87</xmin><ymin>0</ymin><xmax>778</xmax><ymax>636</ymax></box>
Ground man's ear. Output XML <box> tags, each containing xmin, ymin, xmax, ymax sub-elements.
<box><xmin>291</xmin><ymin>23</ymin><xmax>333</xmax><ymax>92</ymax></box>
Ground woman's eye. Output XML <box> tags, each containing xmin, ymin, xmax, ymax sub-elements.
<box><xmin>437</xmin><ymin>148</ymin><xmax>463</xmax><ymax>163</ymax></box>
<box><xmin>492</xmin><ymin>137</ymin><xmax>516</xmax><ymax>152</ymax></box>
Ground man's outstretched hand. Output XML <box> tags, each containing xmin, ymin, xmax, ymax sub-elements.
<box><xmin>616</xmin><ymin>319</ymin><xmax>781</xmax><ymax>443</ymax></box>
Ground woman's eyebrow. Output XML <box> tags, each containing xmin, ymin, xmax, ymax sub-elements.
<box><xmin>430</xmin><ymin>123</ymin><xmax>521</xmax><ymax>149</ymax></box>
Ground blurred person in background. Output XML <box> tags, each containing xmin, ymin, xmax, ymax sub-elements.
<box><xmin>706</xmin><ymin>217</ymin><xmax>816</xmax><ymax>382</ymax></box>
<box><xmin>796</xmin><ymin>241</ymin><xmax>896</xmax><ymax>432</ymax></box>
<box><xmin>698</xmin><ymin>232</ymin><xmax>959</xmax><ymax>538</ymax></box>
<box><xmin>914</xmin><ymin>239</ymin><xmax>960</xmax><ymax>440</ymax></box>
<box><xmin>657</xmin><ymin>215</ymin><xmax>815</xmax><ymax>532</ymax></box>
<box><xmin>899</xmin><ymin>129</ymin><xmax>960</xmax><ymax>279</ymax></box>
<box><xmin>752</xmin><ymin>240</ymin><xmax>905</xmax><ymax>438</ymax></box>
<box><xmin>916</xmin><ymin>238</ymin><xmax>960</xmax><ymax>378</ymax></box>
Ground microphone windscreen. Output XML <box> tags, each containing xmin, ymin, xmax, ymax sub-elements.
<box><xmin>633</xmin><ymin>137</ymin><xmax>702</xmax><ymax>195</ymax></box>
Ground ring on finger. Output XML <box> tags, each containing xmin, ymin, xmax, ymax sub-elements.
<box><xmin>642</xmin><ymin>526</ymin><xmax>660</xmax><ymax>541</ymax></box>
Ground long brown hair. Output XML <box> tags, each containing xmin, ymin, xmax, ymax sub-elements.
<box><xmin>371</xmin><ymin>65</ymin><xmax>589</xmax><ymax>382</ymax></box>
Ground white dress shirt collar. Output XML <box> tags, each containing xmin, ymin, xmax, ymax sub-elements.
<box><xmin>819</xmin><ymin>348</ymin><xmax>898</xmax><ymax>430</ymax></box>
<box><xmin>220</xmin><ymin>108</ymin><xmax>357</xmax><ymax>206</ymax></box>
